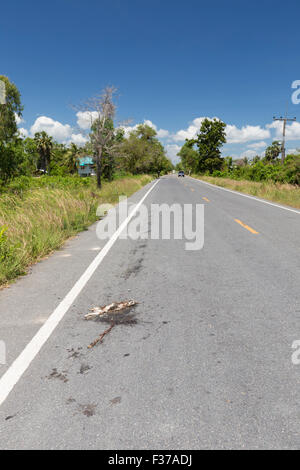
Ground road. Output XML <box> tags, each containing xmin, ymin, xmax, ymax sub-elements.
<box><xmin>0</xmin><ymin>175</ymin><xmax>299</xmax><ymax>449</ymax></box>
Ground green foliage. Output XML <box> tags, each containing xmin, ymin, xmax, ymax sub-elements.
<box><xmin>119</xmin><ymin>124</ymin><xmax>172</xmax><ymax>176</ymax></box>
<box><xmin>20</xmin><ymin>137</ymin><xmax>40</xmax><ymax>174</ymax></box>
<box><xmin>264</xmin><ymin>141</ymin><xmax>281</xmax><ymax>163</ymax></box>
<box><xmin>199</xmin><ymin>153</ymin><xmax>300</xmax><ymax>186</ymax></box>
<box><xmin>0</xmin><ymin>175</ymin><xmax>94</xmax><ymax>194</ymax></box>
<box><xmin>176</xmin><ymin>116</ymin><xmax>299</xmax><ymax>187</ymax></box>
<box><xmin>0</xmin><ymin>76</ymin><xmax>24</xmax><ymax>181</ymax></box>
<box><xmin>0</xmin><ymin>138</ymin><xmax>25</xmax><ymax>180</ymax></box>
<box><xmin>0</xmin><ymin>226</ymin><xmax>13</xmax><ymax>263</ymax></box>
<box><xmin>183</xmin><ymin>118</ymin><xmax>227</xmax><ymax>174</ymax></box>
<box><xmin>280</xmin><ymin>154</ymin><xmax>300</xmax><ymax>185</ymax></box>
<box><xmin>0</xmin><ymin>75</ymin><xmax>23</xmax><ymax>143</ymax></box>
<box><xmin>177</xmin><ymin>141</ymin><xmax>198</xmax><ymax>174</ymax></box>
<box><xmin>34</xmin><ymin>131</ymin><xmax>53</xmax><ymax>172</ymax></box>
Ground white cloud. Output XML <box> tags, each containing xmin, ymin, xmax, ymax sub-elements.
<box><xmin>267</xmin><ymin>120</ymin><xmax>300</xmax><ymax>140</ymax></box>
<box><xmin>120</xmin><ymin>123</ymin><xmax>138</xmax><ymax>138</ymax></box>
<box><xmin>226</xmin><ymin>125</ymin><xmax>270</xmax><ymax>144</ymax></box>
<box><xmin>142</xmin><ymin>120</ymin><xmax>169</xmax><ymax>138</ymax></box>
<box><xmin>29</xmin><ymin>116</ymin><xmax>87</xmax><ymax>146</ymax></box>
<box><xmin>76</xmin><ymin>111</ymin><xmax>99</xmax><ymax>130</ymax></box>
<box><xmin>14</xmin><ymin>113</ymin><xmax>24</xmax><ymax>125</ymax></box>
<box><xmin>170</xmin><ymin>117</ymin><xmax>271</xmax><ymax>144</ymax></box>
<box><xmin>144</xmin><ymin>119</ymin><xmax>156</xmax><ymax>130</ymax></box>
<box><xmin>157</xmin><ymin>128</ymin><xmax>169</xmax><ymax>138</ymax></box>
<box><xmin>165</xmin><ymin>144</ymin><xmax>181</xmax><ymax>164</ymax></box>
<box><xmin>120</xmin><ymin>119</ymin><xmax>169</xmax><ymax>139</ymax></box>
<box><xmin>69</xmin><ymin>133</ymin><xmax>88</xmax><ymax>146</ymax></box>
<box><xmin>18</xmin><ymin>127</ymin><xmax>28</xmax><ymax>138</ymax></box>
<box><xmin>30</xmin><ymin>116</ymin><xmax>72</xmax><ymax>141</ymax></box>
<box><xmin>247</xmin><ymin>141</ymin><xmax>267</xmax><ymax>150</ymax></box>
<box><xmin>171</xmin><ymin>117</ymin><xmax>206</xmax><ymax>142</ymax></box>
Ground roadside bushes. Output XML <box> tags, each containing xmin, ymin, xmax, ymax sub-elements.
<box><xmin>211</xmin><ymin>155</ymin><xmax>300</xmax><ymax>186</ymax></box>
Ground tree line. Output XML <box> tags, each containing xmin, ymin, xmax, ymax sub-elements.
<box><xmin>176</xmin><ymin>118</ymin><xmax>300</xmax><ymax>185</ymax></box>
<box><xmin>0</xmin><ymin>77</ymin><xmax>173</xmax><ymax>187</ymax></box>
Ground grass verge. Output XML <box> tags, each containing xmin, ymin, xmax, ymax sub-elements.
<box><xmin>191</xmin><ymin>175</ymin><xmax>300</xmax><ymax>209</ymax></box>
<box><xmin>0</xmin><ymin>175</ymin><xmax>153</xmax><ymax>286</ymax></box>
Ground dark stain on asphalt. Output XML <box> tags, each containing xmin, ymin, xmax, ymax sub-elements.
<box><xmin>123</xmin><ymin>258</ymin><xmax>144</xmax><ymax>280</ymax></box>
<box><xmin>67</xmin><ymin>347</ymin><xmax>83</xmax><ymax>359</ymax></box>
<box><xmin>110</xmin><ymin>396</ymin><xmax>121</xmax><ymax>405</ymax></box>
<box><xmin>5</xmin><ymin>415</ymin><xmax>16</xmax><ymax>421</ymax></box>
<box><xmin>78</xmin><ymin>403</ymin><xmax>97</xmax><ymax>417</ymax></box>
<box><xmin>66</xmin><ymin>397</ymin><xmax>76</xmax><ymax>405</ymax></box>
<box><xmin>47</xmin><ymin>368</ymin><xmax>69</xmax><ymax>383</ymax></box>
<box><xmin>123</xmin><ymin>353</ymin><xmax>130</xmax><ymax>357</ymax></box>
<box><xmin>131</xmin><ymin>242</ymin><xmax>147</xmax><ymax>256</ymax></box>
<box><xmin>79</xmin><ymin>363</ymin><xmax>91</xmax><ymax>374</ymax></box>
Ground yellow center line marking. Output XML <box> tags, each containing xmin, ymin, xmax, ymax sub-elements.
<box><xmin>202</xmin><ymin>197</ymin><xmax>210</xmax><ymax>202</ymax></box>
<box><xmin>234</xmin><ymin>219</ymin><xmax>259</xmax><ymax>235</ymax></box>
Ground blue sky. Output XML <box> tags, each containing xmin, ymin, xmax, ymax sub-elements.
<box><xmin>2</xmin><ymin>0</ymin><xmax>300</xmax><ymax>162</ymax></box>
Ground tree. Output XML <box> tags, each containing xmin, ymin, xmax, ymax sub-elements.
<box><xmin>19</xmin><ymin>137</ymin><xmax>40</xmax><ymax>175</ymax></box>
<box><xmin>252</xmin><ymin>155</ymin><xmax>261</xmax><ymax>164</ymax></box>
<box><xmin>264</xmin><ymin>141</ymin><xmax>281</xmax><ymax>164</ymax></box>
<box><xmin>187</xmin><ymin>118</ymin><xmax>227</xmax><ymax>173</ymax></box>
<box><xmin>34</xmin><ymin>131</ymin><xmax>53</xmax><ymax>173</ymax></box>
<box><xmin>177</xmin><ymin>141</ymin><xmax>198</xmax><ymax>174</ymax></box>
<box><xmin>0</xmin><ymin>138</ymin><xmax>24</xmax><ymax>181</ymax></box>
<box><xmin>119</xmin><ymin>124</ymin><xmax>172</xmax><ymax>176</ymax></box>
<box><xmin>65</xmin><ymin>143</ymin><xmax>82</xmax><ymax>174</ymax></box>
<box><xmin>282</xmin><ymin>153</ymin><xmax>300</xmax><ymax>185</ymax></box>
<box><xmin>0</xmin><ymin>75</ymin><xmax>23</xmax><ymax>144</ymax></box>
<box><xmin>102</xmin><ymin>127</ymin><xmax>124</xmax><ymax>181</ymax></box>
<box><xmin>242</xmin><ymin>156</ymin><xmax>249</xmax><ymax>166</ymax></box>
<box><xmin>223</xmin><ymin>156</ymin><xmax>233</xmax><ymax>172</ymax></box>
<box><xmin>0</xmin><ymin>76</ymin><xmax>24</xmax><ymax>180</ymax></box>
<box><xmin>119</xmin><ymin>130</ymin><xmax>146</xmax><ymax>174</ymax></box>
<box><xmin>148</xmin><ymin>141</ymin><xmax>172</xmax><ymax>177</ymax></box>
<box><xmin>76</xmin><ymin>86</ymin><xmax>118</xmax><ymax>188</ymax></box>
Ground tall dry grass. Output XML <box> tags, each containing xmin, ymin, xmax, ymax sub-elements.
<box><xmin>0</xmin><ymin>175</ymin><xmax>153</xmax><ymax>285</ymax></box>
<box><xmin>192</xmin><ymin>175</ymin><xmax>300</xmax><ymax>209</ymax></box>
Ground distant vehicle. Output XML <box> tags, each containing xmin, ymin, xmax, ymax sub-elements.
<box><xmin>178</xmin><ymin>170</ymin><xmax>185</xmax><ymax>177</ymax></box>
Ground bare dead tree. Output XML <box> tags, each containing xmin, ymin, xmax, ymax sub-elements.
<box><xmin>75</xmin><ymin>86</ymin><xmax>118</xmax><ymax>188</ymax></box>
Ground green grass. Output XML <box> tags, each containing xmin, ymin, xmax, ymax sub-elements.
<box><xmin>0</xmin><ymin>174</ymin><xmax>153</xmax><ymax>286</ymax></box>
<box><xmin>191</xmin><ymin>175</ymin><xmax>300</xmax><ymax>209</ymax></box>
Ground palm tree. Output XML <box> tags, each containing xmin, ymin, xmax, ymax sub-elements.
<box><xmin>34</xmin><ymin>131</ymin><xmax>53</xmax><ymax>174</ymax></box>
<box><xmin>65</xmin><ymin>143</ymin><xmax>81</xmax><ymax>174</ymax></box>
<box><xmin>264</xmin><ymin>141</ymin><xmax>281</xmax><ymax>164</ymax></box>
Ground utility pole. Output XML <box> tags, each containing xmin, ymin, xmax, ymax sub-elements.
<box><xmin>273</xmin><ymin>115</ymin><xmax>296</xmax><ymax>164</ymax></box>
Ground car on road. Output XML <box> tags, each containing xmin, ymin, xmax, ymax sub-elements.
<box><xmin>178</xmin><ymin>170</ymin><xmax>185</xmax><ymax>177</ymax></box>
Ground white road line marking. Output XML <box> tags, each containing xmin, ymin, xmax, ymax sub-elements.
<box><xmin>189</xmin><ymin>177</ymin><xmax>300</xmax><ymax>215</ymax></box>
<box><xmin>0</xmin><ymin>179</ymin><xmax>160</xmax><ymax>407</ymax></box>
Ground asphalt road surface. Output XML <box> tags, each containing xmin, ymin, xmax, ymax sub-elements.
<box><xmin>0</xmin><ymin>175</ymin><xmax>299</xmax><ymax>449</ymax></box>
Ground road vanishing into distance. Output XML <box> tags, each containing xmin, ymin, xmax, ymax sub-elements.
<box><xmin>0</xmin><ymin>175</ymin><xmax>299</xmax><ymax>449</ymax></box>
